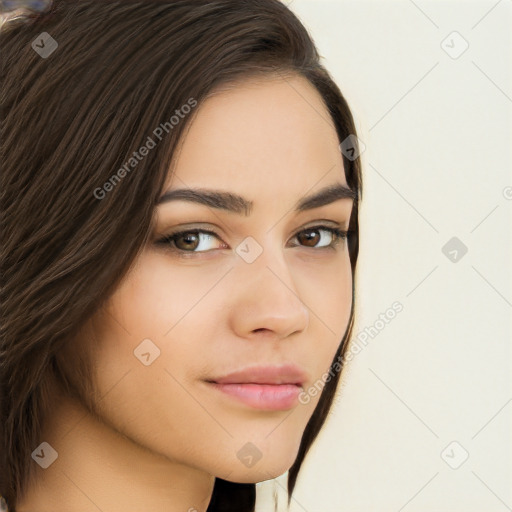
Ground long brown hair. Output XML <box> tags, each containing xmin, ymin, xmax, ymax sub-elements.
<box><xmin>0</xmin><ymin>1</ymin><xmax>363</xmax><ymax>510</ymax></box>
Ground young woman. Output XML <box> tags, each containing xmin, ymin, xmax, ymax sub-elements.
<box><xmin>0</xmin><ymin>1</ymin><xmax>363</xmax><ymax>510</ymax></box>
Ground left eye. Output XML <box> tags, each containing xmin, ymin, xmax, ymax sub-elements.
<box><xmin>156</xmin><ymin>225</ymin><xmax>348</xmax><ymax>255</ymax></box>
<box><xmin>293</xmin><ymin>226</ymin><xmax>348</xmax><ymax>249</ymax></box>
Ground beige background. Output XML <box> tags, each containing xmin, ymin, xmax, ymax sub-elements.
<box><xmin>256</xmin><ymin>1</ymin><xmax>512</xmax><ymax>510</ymax></box>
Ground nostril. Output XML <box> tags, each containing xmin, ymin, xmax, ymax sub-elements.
<box><xmin>253</xmin><ymin>328</ymin><xmax>273</xmax><ymax>334</ymax></box>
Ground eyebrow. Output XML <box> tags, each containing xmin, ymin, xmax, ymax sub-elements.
<box><xmin>157</xmin><ymin>182</ymin><xmax>356</xmax><ymax>216</ymax></box>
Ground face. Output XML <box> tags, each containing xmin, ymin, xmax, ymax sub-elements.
<box><xmin>80</xmin><ymin>73</ymin><xmax>354</xmax><ymax>483</ymax></box>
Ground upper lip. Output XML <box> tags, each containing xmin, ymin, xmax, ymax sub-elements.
<box><xmin>207</xmin><ymin>363</ymin><xmax>308</xmax><ymax>386</ymax></box>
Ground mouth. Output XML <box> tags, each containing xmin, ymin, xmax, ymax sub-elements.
<box><xmin>204</xmin><ymin>363</ymin><xmax>307</xmax><ymax>411</ymax></box>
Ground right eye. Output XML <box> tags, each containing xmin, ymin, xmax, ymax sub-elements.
<box><xmin>156</xmin><ymin>229</ymin><xmax>227</xmax><ymax>253</ymax></box>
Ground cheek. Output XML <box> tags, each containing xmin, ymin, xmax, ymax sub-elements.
<box><xmin>301</xmin><ymin>255</ymin><xmax>352</xmax><ymax>365</ymax></box>
<box><xmin>291</xmin><ymin>257</ymin><xmax>352</xmax><ymax>418</ymax></box>
<box><xmin>89</xmin><ymin>253</ymin><xmax>217</xmax><ymax>409</ymax></box>
<box><xmin>93</xmin><ymin>250</ymin><xmax>227</xmax><ymax>363</ymax></box>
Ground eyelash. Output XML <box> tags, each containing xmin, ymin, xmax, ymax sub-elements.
<box><xmin>155</xmin><ymin>224</ymin><xmax>349</xmax><ymax>257</ymax></box>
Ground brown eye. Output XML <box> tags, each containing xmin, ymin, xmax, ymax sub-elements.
<box><xmin>174</xmin><ymin>231</ymin><xmax>201</xmax><ymax>251</ymax></box>
<box><xmin>157</xmin><ymin>229</ymin><xmax>223</xmax><ymax>253</ymax></box>
<box><xmin>297</xmin><ymin>228</ymin><xmax>321</xmax><ymax>247</ymax></box>
<box><xmin>293</xmin><ymin>226</ymin><xmax>347</xmax><ymax>250</ymax></box>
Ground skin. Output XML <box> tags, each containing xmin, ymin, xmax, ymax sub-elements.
<box><xmin>17</xmin><ymin>73</ymin><xmax>354</xmax><ymax>512</ymax></box>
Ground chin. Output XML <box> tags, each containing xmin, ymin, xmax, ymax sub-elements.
<box><xmin>220</xmin><ymin>444</ymin><xmax>300</xmax><ymax>484</ymax></box>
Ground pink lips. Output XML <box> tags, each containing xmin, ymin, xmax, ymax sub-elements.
<box><xmin>205</xmin><ymin>364</ymin><xmax>307</xmax><ymax>411</ymax></box>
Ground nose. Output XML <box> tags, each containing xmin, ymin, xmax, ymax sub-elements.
<box><xmin>227</xmin><ymin>243</ymin><xmax>309</xmax><ymax>340</ymax></box>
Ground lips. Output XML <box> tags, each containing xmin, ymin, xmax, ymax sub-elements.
<box><xmin>204</xmin><ymin>364</ymin><xmax>308</xmax><ymax>411</ymax></box>
<box><xmin>207</xmin><ymin>363</ymin><xmax>308</xmax><ymax>386</ymax></box>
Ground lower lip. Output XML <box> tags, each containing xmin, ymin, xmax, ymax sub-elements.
<box><xmin>207</xmin><ymin>382</ymin><xmax>302</xmax><ymax>410</ymax></box>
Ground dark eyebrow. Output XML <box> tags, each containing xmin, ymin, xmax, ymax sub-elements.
<box><xmin>157</xmin><ymin>182</ymin><xmax>356</xmax><ymax>216</ymax></box>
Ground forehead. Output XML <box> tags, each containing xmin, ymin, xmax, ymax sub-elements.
<box><xmin>164</xmin><ymin>73</ymin><xmax>348</xmax><ymax>207</ymax></box>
